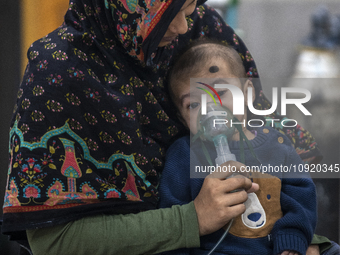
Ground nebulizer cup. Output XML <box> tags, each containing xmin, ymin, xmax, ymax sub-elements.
<box><xmin>197</xmin><ymin>102</ymin><xmax>236</xmax><ymax>167</ymax></box>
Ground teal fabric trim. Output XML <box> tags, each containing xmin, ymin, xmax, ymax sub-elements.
<box><xmin>9</xmin><ymin>120</ymin><xmax>152</xmax><ymax>187</ymax></box>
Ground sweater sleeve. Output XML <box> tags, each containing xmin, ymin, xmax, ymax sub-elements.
<box><xmin>271</xmin><ymin>145</ymin><xmax>317</xmax><ymax>255</ymax></box>
<box><xmin>158</xmin><ymin>137</ymin><xmax>193</xmax><ymax>208</ymax></box>
<box><xmin>26</xmin><ymin>202</ymin><xmax>200</xmax><ymax>255</ymax></box>
<box><xmin>157</xmin><ymin>137</ymin><xmax>205</xmax><ymax>255</ymax></box>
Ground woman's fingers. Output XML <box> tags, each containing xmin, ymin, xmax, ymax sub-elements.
<box><xmin>306</xmin><ymin>245</ymin><xmax>320</xmax><ymax>255</ymax></box>
<box><xmin>208</xmin><ymin>161</ymin><xmax>260</xmax><ymax>193</ymax></box>
<box><xmin>280</xmin><ymin>251</ymin><xmax>299</xmax><ymax>255</ymax></box>
<box><xmin>247</xmin><ymin>182</ymin><xmax>260</xmax><ymax>193</ymax></box>
<box><xmin>194</xmin><ymin>160</ymin><xmax>260</xmax><ymax>236</ymax></box>
<box><xmin>207</xmin><ymin>160</ymin><xmax>247</xmax><ymax>179</ymax></box>
<box><xmin>226</xmin><ymin>203</ymin><xmax>247</xmax><ymax>219</ymax></box>
<box><xmin>223</xmin><ymin>190</ymin><xmax>248</xmax><ymax>206</ymax></box>
<box><xmin>222</xmin><ymin>175</ymin><xmax>253</xmax><ymax>193</ymax></box>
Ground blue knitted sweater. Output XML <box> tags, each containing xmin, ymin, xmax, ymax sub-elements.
<box><xmin>158</xmin><ymin>126</ymin><xmax>317</xmax><ymax>255</ymax></box>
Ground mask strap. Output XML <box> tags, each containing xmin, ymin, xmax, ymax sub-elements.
<box><xmin>201</xmin><ymin>140</ymin><xmax>214</xmax><ymax>166</ymax></box>
<box><xmin>239</xmin><ymin>128</ymin><xmax>245</xmax><ymax>164</ymax></box>
<box><xmin>232</xmin><ymin>117</ymin><xmax>261</xmax><ymax>165</ymax></box>
<box><xmin>191</xmin><ymin>130</ymin><xmax>214</xmax><ymax>166</ymax></box>
<box><xmin>191</xmin><ymin>130</ymin><xmax>202</xmax><ymax>143</ymax></box>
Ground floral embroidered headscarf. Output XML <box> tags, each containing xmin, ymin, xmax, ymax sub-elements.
<box><xmin>2</xmin><ymin>0</ymin><xmax>321</xmax><ymax>237</ymax></box>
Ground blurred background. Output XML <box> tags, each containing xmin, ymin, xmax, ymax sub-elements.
<box><xmin>0</xmin><ymin>1</ymin><xmax>70</xmax><ymax>254</ymax></box>
<box><xmin>0</xmin><ymin>0</ymin><xmax>339</xmax><ymax>254</ymax></box>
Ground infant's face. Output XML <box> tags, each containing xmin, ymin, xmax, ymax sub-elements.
<box><xmin>172</xmin><ymin>59</ymin><xmax>249</xmax><ymax>135</ymax></box>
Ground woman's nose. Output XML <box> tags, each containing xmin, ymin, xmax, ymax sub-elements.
<box><xmin>168</xmin><ymin>12</ymin><xmax>188</xmax><ymax>35</ymax></box>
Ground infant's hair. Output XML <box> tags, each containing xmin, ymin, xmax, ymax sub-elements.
<box><xmin>168</xmin><ymin>38</ymin><xmax>247</xmax><ymax>90</ymax></box>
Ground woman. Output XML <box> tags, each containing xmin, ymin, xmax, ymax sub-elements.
<box><xmin>1</xmin><ymin>0</ymin><xmax>331</xmax><ymax>254</ymax></box>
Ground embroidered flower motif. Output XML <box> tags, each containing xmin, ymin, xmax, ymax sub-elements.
<box><xmin>65</xmin><ymin>93</ymin><xmax>81</xmax><ymax>106</ymax></box>
<box><xmin>245</xmin><ymin>51</ymin><xmax>254</xmax><ymax>62</ymax></box>
<box><xmin>41</xmin><ymin>152</ymin><xmax>55</xmax><ymax>166</ymax></box>
<box><xmin>104</xmin><ymin>74</ymin><xmax>118</xmax><ymax>83</ymax></box>
<box><xmin>47</xmin><ymin>74</ymin><xmax>63</xmax><ymax>86</ymax></box>
<box><xmin>130</xmin><ymin>77</ymin><xmax>143</xmax><ymax>88</ymax></box>
<box><xmin>84</xmin><ymin>113</ymin><xmax>98</xmax><ymax>125</ymax></box>
<box><xmin>134</xmin><ymin>153</ymin><xmax>148</xmax><ymax>165</ymax></box>
<box><xmin>29</xmin><ymin>51</ymin><xmax>39</xmax><ymax>60</ymax></box>
<box><xmin>32</xmin><ymin>85</ymin><xmax>45</xmax><ymax>96</ymax></box>
<box><xmin>31</xmin><ymin>110</ymin><xmax>45</xmax><ymax>122</ymax></box>
<box><xmin>25</xmin><ymin>73</ymin><xmax>34</xmax><ymax>85</ymax></box>
<box><xmin>99</xmin><ymin>131</ymin><xmax>115</xmax><ymax>144</ymax></box>
<box><xmin>61</xmin><ymin>33</ymin><xmax>75</xmax><ymax>42</ymax></box>
<box><xmin>140</xmin><ymin>115</ymin><xmax>150</xmax><ymax>125</ymax></box>
<box><xmin>90</xmin><ymin>53</ymin><xmax>104</xmax><ymax>66</ymax></box>
<box><xmin>23</xmin><ymin>184</ymin><xmax>41</xmax><ymax>198</ymax></box>
<box><xmin>21</xmin><ymin>99</ymin><xmax>31</xmax><ymax>110</ymax></box>
<box><xmin>67</xmin><ymin>68</ymin><xmax>85</xmax><ymax>81</ymax></box>
<box><xmin>87</xmin><ymin>69</ymin><xmax>100</xmax><ymax>82</ymax></box>
<box><xmin>52</xmin><ymin>50</ymin><xmax>68</xmax><ymax>61</ymax></box>
<box><xmin>19</xmin><ymin>123</ymin><xmax>29</xmax><ymax>134</ymax></box>
<box><xmin>46</xmin><ymin>100</ymin><xmax>63</xmax><ymax>112</ymax></box>
<box><xmin>68</xmin><ymin>118</ymin><xmax>83</xmax><ymax>130</ymax></box>
<box><xmin>36</xmin><ymin>60</ymin><xmax>48</xmax><ymax>71</ymax></box>
<box><xmin>84</xmin><ymin>88</ymin><xmax>101</xmax><ymax>102</ymax></box>
<box><xmin>228</xmin><ymin>33</ymin><xmax>237</xmax><ymax>45</ymax></box>
<box><xmin>44</xmin><ymin>43</ymin><xmax>57</xmax><ymax>50</ymax></box>
<box><xmin>101</xmin><ymin>110</ymin><xmax>117</xmax><ymax>123</ymax></box>
<box><xmin>74</xmin><ymin>48</ymin><xmax>88</xmax><ymax>61</ymax></box>
<box><xmin>136</xmin><ymin>102</ymin><xmax>142</xmax><ymax>113</ymax></box>
<box><xmin>197</xmin><ymin>6</ymin><xmax>205</xmax><ymax>19</ymax></box>
<box><xmin>17</xmin><ymin>89</ymin><xmax>23</xmax><ymax>99</ymax></box>
<box><xmin>120</xmin><ymin>107</ymin><xmax>135</xmax><ymax>120</ymax></box>
<box><xmin>167</xmin><ymin>125</ymin><xmax>178</xmax><ymax>136</ymax></box>
<box><xmin>105</xmin><ymin>189</ymin><xmax>121</xmax><ymax>198</ymax></box>
<box><xmin>144</xmin><ymin>92</ymin><xmax>157</xmax><ymax>104</ymax></box>
<box><xmin>120</xmin><ymin>84</ymin><xmax>134</xmax><ymax>96</ymax></box>
<box><xmin>156</xmin><ymin>110</ymin><xmax>169</xmax><ymax>121</ymax></box>
<box><xmin>117</xmin><ymin>131</ymin><xmax>132</xmax><ymax>144</ymax></box>
<box><xmin>84</xmin><ymin>138</ymin><xmax>99</xmax><ymax>151</ymax></box>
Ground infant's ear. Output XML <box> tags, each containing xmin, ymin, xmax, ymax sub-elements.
<box><xmin>243</xmin><ymin>79</ymin><xmax>255</xmax><ymax>105</ymax></box>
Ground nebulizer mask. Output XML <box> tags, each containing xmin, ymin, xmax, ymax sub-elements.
<box><xmin>197</xmin><ymin>102</ymin><xmax>236</xmax><ymax>166</ymax></box>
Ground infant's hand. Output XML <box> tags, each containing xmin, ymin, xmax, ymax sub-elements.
<box><xmin>280</xmin><ymin>251</ymin><xmax>300</xmax><ymax>255</ymax></box>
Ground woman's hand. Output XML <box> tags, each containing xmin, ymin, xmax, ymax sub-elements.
<box><xmin>280</xmin><ymin>251</ymin><xmax>299</xmax><ymax>255</ymax></box>
<box><xmin>306</xmin><ymin>245</ymin><xmax>320</xmax><ymax>255</ymax></box>
<box><xmin>193</xmin><ymin>160</ymin><xmax>259</xmax><ymax>236</ymax></box>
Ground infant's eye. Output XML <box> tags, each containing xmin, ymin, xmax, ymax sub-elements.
<box><xmin>189</xmin><ymin>102</ymin><xmax>200</xmax><ymax>109</ymax></box>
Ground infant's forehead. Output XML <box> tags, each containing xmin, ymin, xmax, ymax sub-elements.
<box><xmin>193</xmin><ymin>62</ymin><xmax>235</xmax><ymax>78</ymax></box>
